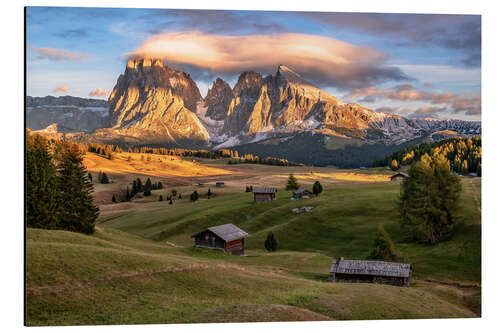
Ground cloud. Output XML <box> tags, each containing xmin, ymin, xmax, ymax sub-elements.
<box><xmin>375</xmin><ymin>107</ymin><xmax>398</xmax><ymax>114</ymax></box>
<box><xmin>345</xmin><ymin>84</ymin><xmax>456</xmax><ymax>104</ymax></box>
<box><xmin>345</xmin><ymin>84</ymin><xmax>481</xmax><ymax>117</ymax></box>
<box><xmin>300</xmin><ymin>13</ymin><xmax>481</xmax><ymax>67</ymax></box>
<box><xmin>30</xmin><ymin>46</ymin><xmax>91</xmax><ymax>62</ymax></box>
<box><xmin>137</xmin><ymin>9</ymin><xmax>289</xmax><ymax>36</ymax></box>
<box><xmin>409</xmin><ymin>106</ymin><xmax>448</xmax><ymax>119</ymax></box>
<box><xmin>450</xmin><ymin>93</ymin><xmax>481</xmax><ymax>115</ymax></box>
<box><xmin>128</xmin><ymin>31</ymin><xmax>409</xmax><ymax>90</ymax></box>
<box><xmin>89</xmin><ymin>88</ymin><xmax>110</xmax><ymax>97</ymax></box>
<box><xmin>52</xmin><ymin>85</ymin><xmax>70</xmax><ymax>93</ymax></box>
<box><xmin>52</xmin><ymin>28</ymin><xmax>88</xmax><ymax>38</ymax></box>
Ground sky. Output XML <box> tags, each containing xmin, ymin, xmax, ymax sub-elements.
<box><xmin>26</xmin><ymin>7</ymin><xmax>481</xmax><ymax>121</ymax></box>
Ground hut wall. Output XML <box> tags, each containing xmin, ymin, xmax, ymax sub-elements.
<box><xmin>333</xmin><ymin>273</ymin><xmax>409</xmax><ymax>287</ymax></box>
<box><xmin>225</xmin><ymin>238</ymin><xmax>244</xmax><ymax>255</ymax></box>
<box><xmin>194</xmin><ymin>231</ymin><xmax>225</xmax><ymax>249</ymax></box>
<box><xmin>254</xmin><ymin>193</ymin><xmax>275</xmax><ymax>203</ymax></box>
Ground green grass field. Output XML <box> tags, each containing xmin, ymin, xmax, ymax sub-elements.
<box><xmin>26</xmin><ymin>161</ymin><xmax>481</xmax><ymax>325</ymax></box>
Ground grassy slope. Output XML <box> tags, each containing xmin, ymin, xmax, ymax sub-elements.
<box><xmin>102</xmin><ymin>178</ymin><xmax>481</xmax><ymax>283</ymax></box>
<box><xmin>26</xmin><ymin>158</ymin><xmax>481</xmax><ymax>325</ymax></box>
<box><xmin>27</xmin><ymin>227</ymin><xmax>476</xmax><ymax>326</ymax></box>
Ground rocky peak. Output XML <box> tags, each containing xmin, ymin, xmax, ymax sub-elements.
<box><xmin>204</xmin><ymin>78</ymin><xmax>233</xmax><ymax>121</ymax></box>
<box><xmin>233</xmin><ymin>71</ymin><xmax>263</xmax><ymax>97</ymax></box>
<box><xmin>276</xmin><ymin>64</ymin><xmax>314</xmax><ymax>87</ymax></box>
<box><xmin>106</xmin><ymin>58</ymin><xmax>208</xmax><ymax>144</ymax></box>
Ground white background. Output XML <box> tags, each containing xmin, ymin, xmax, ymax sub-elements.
<box><xmin>1</xmin><ymin>0</ymin><xmax>498</xmax><ymax>332</ymax></box>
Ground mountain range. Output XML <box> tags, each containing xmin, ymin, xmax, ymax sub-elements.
<box><xmin>26</xmin><ymin>58</ymin><xmax>481</xmax><ymax>166</ymax></box>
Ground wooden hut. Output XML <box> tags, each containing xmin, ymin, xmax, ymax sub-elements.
<box><xmin>253</xmin><ymin>187</ymin><xmax>277</xmax><ymax>203</ymax></box>
<box><xmin>191</xmin><ymin>223</ymin><xmax>248</xmax><ymax>255</ymax></box>
<box><xmin>390</xmin><ymin>172</ymin><xmax>408</xmax><ymax>181</ymax></box>
<box><xmin>329</xmin><ymin>258</ymin><xmax>412</xmax><ymax>287</ymax></box>
<box><xmin>292</xmin><ymin>188</ymin><xmax>315</xmax><ymax>199</ymax></box>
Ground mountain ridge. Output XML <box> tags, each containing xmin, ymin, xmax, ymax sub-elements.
<box><xmin>26</xmin><ymin>58</ymin><xmax>481</xmax><ymax>156</ymax></box>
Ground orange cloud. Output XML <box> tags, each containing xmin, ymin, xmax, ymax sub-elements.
<box><xmin>128</xmin><ymin>31</ymin><xmax>408</xmax><ymax>89</ymax></box>
<box><xmin>30</xmin><ymin>46</ymin><xmax>91</xmax><ymax>62</ymax></box>
<box><xmin>89</xmin><ymin>88</ymin><xmax>110</xmax><ymax>97</ymax></box>
<box><xmin>52</xmin><ymin>85</ymin><xmax>70</xmax><ymax>93</ymax></box>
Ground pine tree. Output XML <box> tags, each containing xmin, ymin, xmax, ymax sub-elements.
<box><xmin>157</xmin><ymin>181</ymin><xmax>163</xmax><ymax>189</ymax></box>
<box><xmin>207</xmin><ymin>188</ymin><xmax>212</xmax><ymax>199</ymax></box>
<box><xmin>169</xmin><ymin>199</ymin><xmax>173</xmax><ymax>205</ymax></box>
<box><xmin>312</xmin><ymin>181</ymin><xmax>323</xmax><ymax>196</ymax></box>
<box><xmin>264</xmin><ymin>232</ymin><xmax>278</xmax><ymax>252</ymax></box>
<box><xmin>159</xmin><ymin>195</ymin><xmax>163</xmax><ymax>202</ymax></box>
<box><xmin>26</xmin><ymin>132</ymin><xmax>59</xmax><ymax>229</ymax></box>
<box><xmin>112</xmin><ymin>194</ymin><xmax>117</xmax><ymax>203</ymax></box>
<box><xmin>126</xmin><ymin>186</ymin><xmax>131</xmax><ymax>201</ymax></box>
<box><xmin>136</xmin><ymin>178</ymin><xmax>143</xmax><ymax>192</ymax></box>
<box><xmin>366</xmin><ymin>225</ymin><xmax>399</xmax><ymax>261</ymax></box>
<box><xmin>132</xmin><ymin>180</ymin><xmax>138</xmax><ymax>195</ymax></box>
<box><xmin>171</xmin><ymin>189</ymin><xmax>177</xmax><ymax>197</ymax></box>
<box><xmin>87</xmin><ymin>172</ymin><xmax>92</xmax><ymax>182</ymax></box>
<box><xmin>144</xmin><ymin>178</ymin><xmax>152</xmax><ymax>196</ymax></box>
<box><xmin>98</xmin><ymin>171</ymin><xmax>103</xmax><ymax>183</ymax></box>
<box><xmin>53</xmin><ymin>141</ymin><xmax>99</xmax><ymax>234</ymax></box>
<box><xmin>286</xmin><ymin>173</ymin><xmax>299</xmax><ymax>191</ymax></box>
<box><xmin>190</xmin><ymin>190</ymin><xmax>199</xmax><ymax>202</ymax></box>
<box><xmin>100</xmin><ymin>172</ymin><xmax>109</xmax><ymax>184</ymax></box>
<box><xmin>399</xmin><ymin>152</ymin><xmax>462</xmax><ymax>244</ymax></box>
<box><xmin>178</xmin><ymin>193</ymin><xmax>182</xmax><ymax>199</ymax></box>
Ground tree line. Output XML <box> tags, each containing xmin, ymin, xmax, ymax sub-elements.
<box><xmin>26</xmin><ymin>130</ymin><xmax>99</xmax><ymax>234</ymax></box>
<box><xmin>372</xmin><ymin>136</ymin><xmax>481</xmax><ymax>176</ymax></box>
<box><xmin>227</xmin><ymin>154</ymin><xmax>303</xmax><ymax>166</ymax></box>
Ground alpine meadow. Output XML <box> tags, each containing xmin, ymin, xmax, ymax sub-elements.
<box><xmin>25</xmin><ymin>7</ymin><xmax>481</xmax><ymax>326</ymax></box>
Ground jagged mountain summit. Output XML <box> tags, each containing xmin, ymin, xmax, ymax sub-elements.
<box><xmin>107</xmin><ymin>58</ymin><xmax>208</xmax><ymax>144</ymax></box>
<box><xmin>27</xmin><ymin>59</ymin><xmax>481</xmax><ymax>155</ymax></box>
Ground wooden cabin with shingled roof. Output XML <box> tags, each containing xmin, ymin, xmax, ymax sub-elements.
<box><xmin>252</xmin><ymin>187</ymin><xmax>277</xmax><ymax>203</ymax></box>
<box><xmin>328</xmin><ymin>258</ymin><xmax>412</xmax><ymax>287</ymax></box>
<box><xmin>191</xmin><ymin>223</ymin><xmax>248</xmax><ymax>255</ymax></box>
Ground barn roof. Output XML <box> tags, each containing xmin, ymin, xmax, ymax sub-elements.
<box><xmin>253</xmin><ymin>187</ymin><xmax>277</xmax><ymax>194</ymax></box>
<box><xmin>330</xmin><ymin>258</ymin><xmax>412</xmax><ymax>278</ymax></box>
<box><xmin>192</xmin><ymin>223</ymin><xmax>248</xmax><ymax>242</ymax></box>
<box><xmin>391</xmin><ymin>172</ymin><xmax>408</xmax><ymax>178</ymax></box>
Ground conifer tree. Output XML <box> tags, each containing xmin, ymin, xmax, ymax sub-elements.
<box><xmin>171</xmin><ymin>189</ymin><xmax>177</xmax><ymax>196</ymax></box>
<box><xmin>87</xmin><ymin>172</ymin><xmax>92</xmax><ymax>182</ymax></box>
<box><xmin>53</xmin><ymin>141</ymin><xmax>99</xmax><ymax>234</ymax></box>
<box><xmin>264</xmin><ymin>232</ymin><xmax>278</xmax><ymax>252</ymax></box>
<box><xmin>178</xmin><ymin>193</ymin><xmax>182</xmax><ymax>199</ymax></box>
<box><xmin>144</xmin><ymin>178</ymin><xmax>152</xmax><ymax>196</ymax></box>
<box><xmin>169</xmin><ymin>199</ymin><xmax>173</xmax><ymax>205</ymax></box>
<box><xmin>112</xmin><ymin>194</ymin><xmax>117</xmax><ymax>203</ymax></box>
<box><xmin>399</xmin><ymin>152</ymin><xmax>462</xmax><ymax>244</ymax></box>
<box><xmin>312</xmin><ymin>181</ymin><xmax>323</xmax><ymax>196</ymax></box>
<box><xmin>366</xmin><ymin>225</ymin><xmax>399</xmax><ymax>261</ymax></box>
<box><xmin>190</xmin><ymin>190</ymin><xmax>199</xmax><ymax>202</ymax></box>
<box><xmin>286</xmin><ymin>173</ymin><xmax>299</xmax><ymax>191</ymax></box>
<box><xmin>100</xmin><ymin>172</ymin><xmax>109</xmax><ymax>184</ymax></box>
<box><xmin>158</xmin><ymin>181</ymin><xmax>163</xmax><ymax>189</ymax></box>
<box><xmin>207</xmin><ymin>188</ymin><xmax>212</xmax><ymax>199</ymax></box>
<box><xmin>26</xmin><ymin>132</ymin><xmax>59</xmax><ymax>229</ymax></box>
<box><xmin>136</xmin><ymin>178</ymin><xmax>143</xmax><ymax>192</ymax></box>
<box><xmin>159</xmin><ymin>195</ymin><xmax>163</xmax><ymax>202</ymax></box>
